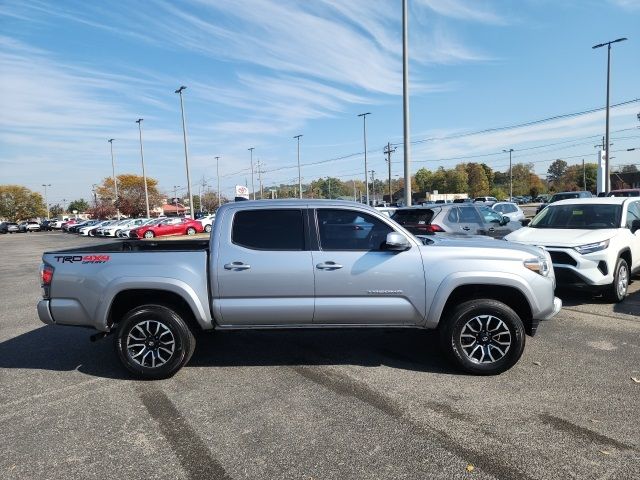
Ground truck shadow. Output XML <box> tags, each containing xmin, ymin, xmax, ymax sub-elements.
<box><xmin>0</xmin><ymin>325</ymin><xmax>460</xmax><ymax>379</ymax></box>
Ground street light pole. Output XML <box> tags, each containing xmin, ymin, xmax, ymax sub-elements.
<box><xmin>215</xmin><ymin>156</ymin><xmax>221</xmax><ymax>207</ymax></box>
<box><xmin>294</xmin><ymin>134</ymin><xmax>303</xmax><ymax>199</ymax></box>
<box><xmin>503</xmin><ymin>148</ymin><xmax>514</xmax><ymax>200</ymax></box>
<box><xmin>135</xmin><ymin>118</ymin><xmax>151</xmax><ymax>218</ymax></box>
<box><xmin>369</xmin><ymin>170</ymin><xmax>376</xmax><ymax>204</ymax></box>
<box><xmin>108</xmin><ymin>139</ymin><xmax>120</xmax><ymax>220</ymax></box>
<box><xmin>358</xmin><ymin>112</ymin><xmax>371</xmax><ymax>205</ymax></box>
<box><xmin>384</xmin><ymin>142</ymin><xmax>396</xmax><ymax>204</ymax></box>
<box><xmin>593</xmin><ymin>37</ymin><xmax>627</xmax><ymax>193</ymax></box>
<box><xmin>173</xmin><ymin>185</ymin><xmax>181</xmax><ymax>215</ymax></box>
<box><xmin>248</xmin><ymin>147</ymin><xmax>255</xmax><ymax>200</ymax></box>
<box><xmin>175</xmin><ymin>86</ymin><xmax>194</xmax><ymax>217</ymax></box>
<box><xmin>41</xmin><ymin>184</ymin><xmax>51</xmax><ymax>219</ymax></box>
<box><xmin>402</xmin><ymin>0</ymin><xmax>412</xmax><ymax>207</ymax></box>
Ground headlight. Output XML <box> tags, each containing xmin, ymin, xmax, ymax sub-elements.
<box><xmin>573</xmin><ymin>239</ymin><xmax>609</xmax><ymax>255</ymax></box>
<box><xmin>524</xmin><ymin>257</ymin><xmax>550</xmax><ymax>276</ymax></box>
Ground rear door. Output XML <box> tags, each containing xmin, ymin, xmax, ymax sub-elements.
<box><xmin>443</xmin><ymin>206</ymin><xmax>484</xmax><ymax>235</ymax></box>
<box><xmin>312</xmin><ymin>208</ymin><xmax>426</xmax><ymax>325</ymax></box>
<box><xmin>216</xmin><ymin>208</ymin><xmax>314</xmax><ymax>325</ymax></box>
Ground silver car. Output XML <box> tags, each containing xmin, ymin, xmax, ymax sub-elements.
<box><xmin>492</xmin><ymin>202</ymin><xmax>525</xmax><ymax>223</ymax></box>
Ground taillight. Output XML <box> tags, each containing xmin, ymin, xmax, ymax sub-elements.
<box><xmin>420</xmin><ymin>224</ymin><xmax>444</xmax><ymax>233</ymax></box>
<box><xmin>40</xmin><ymin>263</ymin><xmax>54</xmax><ymax>299</ymax></box>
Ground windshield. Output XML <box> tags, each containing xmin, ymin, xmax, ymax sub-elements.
<box><xmin>530</xmin><ymin>204</ymin><xmax>621</xmax><ymax>229</ymax></box>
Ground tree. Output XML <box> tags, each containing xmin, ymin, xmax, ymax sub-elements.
<box><xmin>200</xmin><ymin>190</ymin><xmax>228</xmax><ymax>212</ymax></box>
<box><xmin>0</xmin><ymin>185</ymin><xmax>46</xmax><ymax>220</ymax></box>
<box><xmin>466</xmin><ymin>163</ymin><xmax>490</xmax><ymax>197</ymax></box>
<box><xmin>621</xmin><ymin>164</ymin><xmax>638</xmax><ymax>173</ymax></box>
<box><xmin>480</xmin><ymin>163</ymin><xmax>494</xmax><ymax>187</ymax></box>
<box><xmin>68</xmin><ymin>198</ymin><xmax>90</xmax><ymax>213</ymax></box>
<box><xmin>547</xmin><ymin>159</ymin><xmax>568</xmax><ymax>185</ymax></box>
<box><xmin>49</xmin><ymin>204</ymin><xmax>64</xmax><ymax>218</ymax></box>
<box><xmin>86</xmin><ymin>201</ymin><xmax>116</xmax><ymax>219</ymax></box>
<box><xmin>97</xmin><ymin>174</ymin><xmax>163</xmax><ymax>217</ymax></box>
<box><xmin>414</xmin><ymin>168</ymin><xmax>433</xmax><ymax>192</ymax></box>
<box><xmin>431</xmin><ymin>167</ymin><xmax>448</xmax><ymax>192</ymax></box>
<box><xmin>445</xmin><ymin>165</ymin><xmax>468</xmax><ymax>193</ymax></box>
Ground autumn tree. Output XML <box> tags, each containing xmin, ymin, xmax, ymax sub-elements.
<box><xmin>49</xmin><ymin>204</ymin><xmax>64</xmax><ymax>218</ymax></box>
<box><xmin>97</xmin><ymin>174</ymin><xmax>163</xmax><ymax>217</ymax></box>
<box><xmin>0</xmin><ymin>185</ymin><xmax>46</xmax><ymax>220</ymax></box>
<box><xmin>86</xmin><ymin>201</ymin><xmax>117</xmax><ymax>219</ymax></box>
<box><xmin>68</xmin><ymin>198</ymin><xmax>90</xmax><ymax>213</ymax></box>
<box><xmin>547</xmin><ymin>159</ymin><xmax>568</xmax><ymax>187</ymax></box>
<box><xmin>466</xmin><ymin>163</ymin><xmax>490</xmax><ymax>197</ymax></box>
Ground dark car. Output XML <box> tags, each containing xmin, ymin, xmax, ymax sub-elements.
<box><xmin>0</xmin><ymin>222</ymin><xmax>8</xmax><ymax>234</ymax></box>
<box><xmin>535</xmin><ymin>191</ymin><xmax>593</xmax><ymax>215</ymax></box>
<box><xmin>39</xmin><ymin>220</ymin><xmax>54</xmax><ymax>231</ymax></box>
<box><xmin>392</xmin><ymin>204</ymin><xmax>521</xmax><ymax>239</ymax></box>
<box><xmin>607</xmin><ymin>189</ymin><xmax>640</xmax><ymax>197</ymax></box>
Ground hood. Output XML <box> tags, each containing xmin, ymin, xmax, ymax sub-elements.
<box><xmin>419</xmin><ymin>237</ymin><xmax>545</xmax><ymax>259</ymax></box>
<box><xmin>505</xmin><ymin>227</ymin><xmax>617</xmax><ymax>247</ymax></box>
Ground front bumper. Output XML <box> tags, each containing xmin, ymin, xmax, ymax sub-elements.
<box><xmin>547</xmin><ymin>247</ymin><xmax>613</xmax><ymax>288</ymax></box>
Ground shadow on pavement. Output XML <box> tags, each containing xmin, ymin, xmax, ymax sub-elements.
<box><xmin>0</xmin><ymin>325</ymin><xmax>460</xmax><ymax>379</ymax></box>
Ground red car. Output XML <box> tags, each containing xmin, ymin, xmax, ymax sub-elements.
<box><xmin>129</xmin><ymin>217</ymin><xmax>203</xmax><ymax>239</ymax></box>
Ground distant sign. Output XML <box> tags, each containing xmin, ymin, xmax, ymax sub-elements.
<box><xmin>235</xmin><ymin>185</ymin><xmax>250</xmax><ymax>199</ymax></box>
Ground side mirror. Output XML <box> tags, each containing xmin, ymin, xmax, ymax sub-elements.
<box><xmin>500</xmin><ymin>216</ymin><xmax>510</xmax><ymax>226</ymax></box>
<box><xmin>632</xmin><ymin>219</ymin><xmax>640</xmax><ymax>234</ymax></box>
<box><xmin>385</xmin><ymin>232</ymin><xmax>411</xmax><ymax>251</ymax></box>
<box><xmin>521</xmin><ymin>218</ymin><xmax>531</xmax><ymax>227</ymax></box>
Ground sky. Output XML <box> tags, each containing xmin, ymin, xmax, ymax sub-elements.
<box><xmin>0</xmin><ymin>0</ymin><xmax>639</xmax><ymax>206</ymax></box>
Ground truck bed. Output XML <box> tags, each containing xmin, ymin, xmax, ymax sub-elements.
<box><xmin>45</xmin><ymin>239</ymin><xmax>210</xmax><ymax>254</ymax></box>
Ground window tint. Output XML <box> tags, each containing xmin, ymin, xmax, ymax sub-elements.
<box><xmin>232</xmin><ymin>209</ymin><xmax>304</xmax><ymax>250</ymax></box>
<box><xmin>458</xmin><ymin>207</ymin><xmax>482</xmax><ymax>223</ymax></box>
<box><xmin>626</xmin><ymin>202</ymin><xmax>640</xmax><ymax>229</ymax></box>
<box><xmin>480</xmin><ymin>207</ymin><xmax>503</xmax><ymax>223</ymax></box>
<box><xmin>318</xmin><ymin>209</ymin><xmax>393</xmax><ymax>251</ymax></box>
<box><xmin>391</xmin><ymin>208</ymin><xmax>435</xmax><ymax>225</ymax></box>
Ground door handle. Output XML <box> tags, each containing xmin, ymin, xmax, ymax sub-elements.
<box><xmin>462</xmin><ymin>226</ymin><xmax>470</xmax><ymax>231</ymax></box>
<box><xmin>488</xmin><ymin>227</ymin><xmax>495</xmax><ymax>232</ymax></box>
<box><xmin>224</xmin><ymin>262</ymin><xmax>251</xmax><ymax>270</ymax></box>
<box><xmin>316</xmin><ymin>262</ymin><xmax>343</xmax><ymax>270</ymax></box>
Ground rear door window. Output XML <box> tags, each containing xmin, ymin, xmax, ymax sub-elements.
<box><xmin>318</xmin><ymin>209</ymin><xmax>393</xmax><ymax>251</ymax></box>
<box><xmin>232</xmin><ymin>209</ymin><xmax>304</xmax><ymax>250</ymax></box>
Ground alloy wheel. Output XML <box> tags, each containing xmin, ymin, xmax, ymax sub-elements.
<box><xmin>126</xmin><ymin>320</ymin><xmax>176</xmax><ymax>368</ymax></box>
<box><xmin>459</xmin><ymin>314</ymin><xmax>511</xmax><ymax>364</ymax></box>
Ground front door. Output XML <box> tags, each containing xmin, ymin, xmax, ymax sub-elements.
<box><xmin>625</xmin><ymin>200</ymin><xmax>640</xmax><ymax>271</ymax></box>
<box><xmin>216</xmin><ymin>208</ymin><xmax>315</xmax><ymax>326</ymax></box>
<box><xmin>312</xmin><ymin>208</ymin><xmax>426</xmax><ymax>325</ymax></box>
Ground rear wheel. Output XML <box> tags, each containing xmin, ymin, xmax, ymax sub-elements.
<box><xmin>439</xmin><ymin>299</ymin><xmax>525</xmax><ymax>375</ymax></box>
<box><xmin>605</xmin><ymin>257</ymin><xmax>629</xmax><ymax>303</ymax></box>
<box><xmin>186</xmin><ymin>227</ymin><xmax>196</xmax><ymax>235</ymax></box>
<box><xmin>144</xmin><ymin>230</ymin><xmax>155</xmax><ymax>239</ymax></box>
<box><xmin>115</xmin><ymin>305</ymin><xmax>196</xmax><ymax>379</ymax></box>
<box><xmin>204</xmin><ymin>224</ymin><xmax>212</xmax><ymax>233</ymax></box>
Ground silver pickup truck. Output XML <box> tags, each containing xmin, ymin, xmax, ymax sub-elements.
<box><xmin>38</xmin><ymin>200</ymin><xmax>561</xmax><ymax>379</ymax></box>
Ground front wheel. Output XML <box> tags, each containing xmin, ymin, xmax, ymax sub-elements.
<box><xmin>115</xmin><ymin>305</ymin><xmax>196</xmax><ymax>379</ymax></box>
<box><xmin>439</xmin><ymin>299</ymin><xmax>525</xmax><ymax>375</ymax></box>
<box><xmin>186</xmin><ymin>227</ymin><xmax>196</xmax><ymax>235</ymax></box>
<box><xmin>204</xmin><ymin>224</ymin><xmax>212</xmax><ymax>233</ymax></box>
<box><xmin>605</xmin><ymin>258</ymin><xmax>629</xmax><ymax>303</ymax></box>
<box><xmin>144</xmin><ymin>230</ymin><xmax>155</xmax><ymax>239</ymax></box>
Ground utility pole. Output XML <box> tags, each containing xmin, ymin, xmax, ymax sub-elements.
<box><xmin>384</xmin><ymin>142</ymin><xmax>396</xmax><ymax>204</ymax></box>
<box><xmin>42</xmin><ymin>184</ymin><xmax>51</xmax><ymax>219</ymax></box>
<box><xmin>91</xmin><ymin>185</ymin><xmax>98</xmax><ymax>207</ymax></box>
<box><xmin>294</xmin><ymin>134</ymin><xmax>303</xmax><ymax>199</ymax></box>
<box><xmin>369</xmin><ymin>170</ymin><xmax>376</xmax><ymax>205</ymax></box>
<box><xmin>327</xmin><ymin>177</ymin><xmax>331</xmax><ymax>199</ymax></box>
<box><xmin>503</xmin><ymin>148</ymin><xmax>514</xmax><ymax>200</ymax></box>
<box><xmin>248</xmin><ymin>147</ymin><xmax>255</xmax><ymax>200</ymax></box>
<box><xmin>353</xmin><ymin>180</ymin><xmax>356</xmax><ymax>201</ymax></box>
<box><xmin>582</xmin><ymin>159</ymin><xmax>586</xmax><ymax>190</ymax></box>
<box><xmin>358</xmin><ymin>112</ymin><xmax>371</xmax><ymax>205</ymax></box>
<box><xmin>175</xmin><ymin>86</ymin><xmax>194</xmax><ymax>218</ymax></box>
<box><xmin>402</xmin><ymin>0</ymin><xmax>412</xmax><ymax>207</ymax></box>
<box><xmin>135</xmin><ymin>118</ymin><xmax>151</xmax><ymax>218</ymax></box>
<box><xmin>257</xmin><ymin>160</ymin><xmax>263</xmax><ymax>199</ymax></box>
<box><xmin>173</xmin><ymin>185</ymin><xmax>181</xmax><ymax>215</ymax></box>
<box><xmin>593</xmin><ymin>37</ymin><xmax>627</xmax><ymax>193</ymax></box>
<box><xmin>107</xmin><ymin>139</ymin><xmax>120</xmax><ymax>220</ymax></box>
<box><xmin>200</xmin><ymin>176</ymin><xmax>207</xmax><ymax>213</ymax></box>
<box><xmin>215</xmin><ymin>156</ymin><xmax>221</xmax><ymax>208</ymax></box>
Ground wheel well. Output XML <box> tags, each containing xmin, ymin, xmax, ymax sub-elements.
<box><xmin>440</xmin><ymin>284</ymin><xmax>535</xmax><ymax>335</ymax></box>
<box><xmin>619</xmin><ymin>249</ymin><xmax>632</xmax><ymax>268</ymax></box>
<box><xmin>108</xmin><ymin>289</ymin><xmax>201</xmax><ymax>333</ymax></box>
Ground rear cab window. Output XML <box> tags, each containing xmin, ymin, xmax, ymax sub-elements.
<box><xmin>232</xmin><ymin>209</ymin><xmax>304</xmax><ymax>250</ymax></box>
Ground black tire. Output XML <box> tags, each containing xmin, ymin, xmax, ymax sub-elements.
<box><xmin>605</xmin><ymin>257</ymin><xmax>629</xmax><ymax>303</ymax></box>
<box><xmin>115</xmin><ymin>305</ymin><xmax>196</xmax><ymax>380</ymax></box>
<box><xmin>186</xmin><ymin>227</ymin><xmax>196</xmax><ymax>235</ymax></box>
<box><xmin>204</xmin><ymin>224</ymin><xmax>212</xmax><ymax>233</ymax></box>
<box><xmin>439</xmin><ymin>299</ymin><xmax>525</xmax><ymax>375</ymax></box>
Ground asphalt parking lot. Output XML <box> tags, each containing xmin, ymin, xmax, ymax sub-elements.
<box><xmin>1</xmin><ymin>232</ymin><xmax>639</xmax><ymax>480</ymax></box>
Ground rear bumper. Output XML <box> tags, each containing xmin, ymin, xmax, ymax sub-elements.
<box><xmin>37</xmin><ymin>300</ymin><xmax>55</xmax><ymax>325</ymax></box>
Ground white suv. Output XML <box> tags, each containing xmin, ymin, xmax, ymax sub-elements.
<box><xmin>506</xmin><ymin>197</ymin><xmax>640</xmax><ymax>302</ymax></box>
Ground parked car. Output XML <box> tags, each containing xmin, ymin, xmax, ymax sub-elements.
<box><xmin>608</xmin><ymin>189</ymin><xmax>640</xmax><ymax>197</ymax></box>
<box><xmin>39</xmin><ymin>219</ymin><xmax>55</xmax><ymax>231</ymax></box>
<box><xmin>101</xmin><ymin>218</ymin><xmax>149</xmax><ymax>238</ymax></box>
<box><xmin>82</xmin><ymin>220</ymin><xmax>114</xmax><ymax>237</ymax></box>
<box><xmin>61</xmin><ymin>219</ymin><xmax>79</xmax><ymax>232</ymax></box>
<box><xmin>473</xmin><ymin>196</ymin><xmax>498</xmax><ymax>205</ymax></box>
<box><xmin>95</xmin><ymin>219</ymin><xmax>129</xmax><ymax>236</ymax></box>
<box><xmin>118</xmin><ymin>218</ymin><xmax>158</xmax><ymax>238</ymax></box>
<box><xmin>535</xmin><ymin>191</ymin><xmax>592</xmax><ymax>215</ymax></box>
<box><xmin>506</xmin><ymin>197</ymin><xmax>640</xmax><ymax>302</ymax></box>
<box><xmin>0</xmin><ymin>222</ymin><xmax>9</xmax><ymax>234</ymax></box>
<box><xmin>198</xmin><ymin>214</ymin><xmax>216</xmax><ymax>233</ymax></box>
<box><xmin>68</xmin><ymin>220</ymin><xmax>98</xmax><ymax>234</ymax></box>
<box><xmin>452</xmin><ymin>198</ymin><xmax>473</xmax><ymax>203</ymax></box>
<box><xmin>492</xmin><ymin>202</ymin><xmax>525</xmax><ymax>223</ymax></box>
<box><xmin>37</xmin><ymin>199</ymin><xmax>560</xmax><ymax>379</ymax></box>
<box><xmin>4</xmin><ymin>222</ymin><xmax>20</xmax><ymax>233</ymax></box>
<box><xmin>49</xmin><ymin>218</ymin><xmax>70</xmax><ymax>229</ymax></box>
<box><xmin>19</xmin><ymin>221</ymin><xmax>41</xmax><ymax>232</ymax></box>
<box><xmin>392</xmin><ymin>204</ymin><xmax>521</xmax><ymax>239</ymax></box>
<box><xmin>129</xmin><ymin>217</ymin><xmax>204</xmax><ymax>238</ymax></box>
